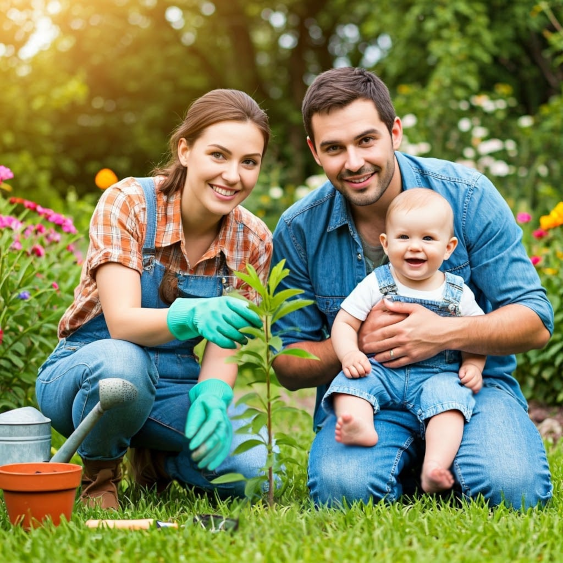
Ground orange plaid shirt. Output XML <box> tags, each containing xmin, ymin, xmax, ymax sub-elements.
<box><xmin>58</xmin><ymin>176</ymin><xmax>273</xmax><ymax>338</ymax></box>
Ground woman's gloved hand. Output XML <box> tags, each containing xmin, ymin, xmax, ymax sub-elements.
<box><xmin>167</xmin><ymin>296</ymin><xmax>261</xmax><ymax>349</ymax></box>
<box><xmin>185</xmin><ymin>379</ymin><xmax>234</xmax><ymax>471</ymax></box>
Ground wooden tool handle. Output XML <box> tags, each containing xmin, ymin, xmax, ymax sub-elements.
<box><xmin>86</xmin><ymin>518</ymin><xmax>177</xmax><ymax>530</ymax></box>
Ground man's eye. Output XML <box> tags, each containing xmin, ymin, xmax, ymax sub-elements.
<box><xmin>326</xmin><ymin>145</ymin><xmax>340</xmax><ymax>153</ymax></box>
<box><xmin>359</xmin><ymin>136</ymin><xmax>374</xmax><ymax>145</ymax></box>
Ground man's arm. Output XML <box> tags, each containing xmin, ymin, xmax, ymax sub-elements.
<box><xmin>360</xmin><ymin>300</ymin><xmax>550</xmax><ymax>368</ymax></box>
<box><xmin>273</xmin><ymin>338</ymin><xmax>341</xmax><ymax>391</ymax></box>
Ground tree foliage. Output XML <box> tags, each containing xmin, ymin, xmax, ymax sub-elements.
<box><xmin>0</xmin><ymin>0</ymin><xmax>561</xmax><ymax>204</ymax></box>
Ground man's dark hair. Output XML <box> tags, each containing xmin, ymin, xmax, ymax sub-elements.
<box><xmin>302</xmin><ymin>67</ymin><xmax>396</xmax><ymax>148</ymax></box>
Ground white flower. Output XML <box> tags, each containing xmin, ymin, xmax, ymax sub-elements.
<box><xmin>489</xmin><ymin>160</ymin><xmax>511</xmax><ymax>177</ymax></box>
<box><xmin>463</xmin><ymin>147</ymin><xmax>476</xmax><ymax>158</ymax></box>
<box><xmin>401</xmin><ymin>114</ymin><xmax>417</xmax><ymax>128</ymax></box>
<box><xmin>269</xmin><ymin>186</ymin><xmax>283</xmax><ymax>199</ymax></box>
<box><xmin>472</xmin><ymin>126</ymin><xmax>489</xmax><ymax>139</ymax></box>
<box><xmin>537</xmin><ymin>164</ymin><xmax>549</xmax><ymax>177</ymax></box>
<box><xmin>295</xmin><ymin>186</ymin><xmax>311</xmax><ymax>200</ymax></box>
<box><xmin>517</xmin><ymin>115</ymin><xmax>534</xmax><ymax>128</ymax></box>
<box><xmin>305</xmin><ymin>174</ymin><xmax>327</xmax><ymax>189</ymax></box>
<box><xmin>458</xmin><ymin>118</ymin><xmax>472</xmax><ymax>132</ymax></box>
<box><xmin>477</xmin><ymin>138</ymin><xmax>504</xmax><ymax>155</ymax></box>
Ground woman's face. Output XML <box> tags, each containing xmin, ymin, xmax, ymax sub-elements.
<box><xmin>178</xmin><ymin>120</ymin><xmax>264</xmax><ymax>219</ymax></box>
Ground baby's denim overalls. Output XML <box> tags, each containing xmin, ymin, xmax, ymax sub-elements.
<box><xmin>323</xmin><ymin>264</ymin><xmax>475</xmax><ymax>432</ymax></box>
<box><xmin>36</xmin><ymin>177</ymin><xmax>266</xmax><ymax>497</ymax></box>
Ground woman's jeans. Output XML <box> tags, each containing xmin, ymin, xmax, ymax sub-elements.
<box><xmin>36</xmin><ymin>338</ymin><xmax>267</xmax><ymax>498</ymax></box>
<box><xmin>308</xmin><ymin>385</ymin><xmax>552</xmax><ymax>510</ymax></box>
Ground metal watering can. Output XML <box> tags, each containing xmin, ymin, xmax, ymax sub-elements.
<box><xmin>0</xmin><ymin>378</ymin><xmax>138</xmax><ymax>465</ymax></box>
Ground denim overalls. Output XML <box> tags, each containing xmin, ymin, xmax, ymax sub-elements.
<box><xmin>36</xmin><ymin>177</ymin><xmax>265</xmax><ymax>496</ymax></box>
<box><xmin>323</xmin><ymin>264</ymin><xmax>475</xmax><ymax>432</ymax></box>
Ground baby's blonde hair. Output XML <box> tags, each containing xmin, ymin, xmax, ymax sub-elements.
<box><xmin>386</xmin><ymin>188</ymin><xmax>455</xmax><ymax>236</ymax></box>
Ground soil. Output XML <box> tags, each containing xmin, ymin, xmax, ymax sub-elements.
<box><xmin>528</xmin><ymin>400</ymin><xmax>563</xmax><ymax>442</ymax></box>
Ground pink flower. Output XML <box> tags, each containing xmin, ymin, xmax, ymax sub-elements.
<box><xmin>530</xmin><ymin>256</ymin><xmax>541</xmax><ymax>265</ymax></box>
<box><xmin>532</xmin><ymin>228</ymin><xmax>548</xmax><ymax>239</ymax></box>
<box><xmin>52</xmin><ymin>282</ymin><xmax>59</xmax><ymax>290</ymax></box>
<box><xmin>0</xmin><ymin>327</ymin><xmax>3</xmax><ymax>345</ymax></box>
<box><xmin>30</xmin><ymin>244</ymin><xmax>46</xmax><ymax>257</ymax></box>
<box><xmin>10</xmin><ymin>239</ymin><xmax>22</xmax><ymax>250</ymax></box>
<box><xmin>517</xmin><ymin>212</ymin><xmax>532</xmax><ymax>224</ymax></box>
<box><xmin>0</xmin><ymin>166</ymin><xmax>14</xmax><ymax>183</ymax></box>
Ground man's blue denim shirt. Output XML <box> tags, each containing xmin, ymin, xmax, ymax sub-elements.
<box><xmin>272</xmin><ymin>151</ymin><xmax>554</xmax><ymax>429</ymax></box>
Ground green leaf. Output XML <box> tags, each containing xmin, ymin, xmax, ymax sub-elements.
<box><xmin>272</xmin><ymin>299</ymin><xmax>315</xmax><ymax>324</ymax></box>
<box><xmin>274</xmin><ymin>348</ymin><xmax>319</xmax><ymax>361</ymax></box>
<box><xmin>210</xmin><ymin>472</ymin><xmax>246</xmax><ymax>484</ymax></box>
<box><xmin>232</xmin><ymin>439</ymin><xmax>265</xmax><ymax>455</ymax></box>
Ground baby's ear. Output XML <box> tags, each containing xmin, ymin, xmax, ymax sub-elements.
<box><xmin>445</xmin><ymin>236</ymin><xmax>458</xmax><ymax>258</ymax></box>
<box><xmin>380</xmin><ymin>233</ymin><xmax>389</xmax><ymax>253</ymax></box>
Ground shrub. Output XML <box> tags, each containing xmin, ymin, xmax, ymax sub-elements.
<box><xmin>0</xmin><ymin>168</ymin><xmax>82</xmax><ymax>411</ymax></box>
<box><xmin>514</xmin><ymin>202</ymin><xmax>563</xmax><ymax>404</ymax></box>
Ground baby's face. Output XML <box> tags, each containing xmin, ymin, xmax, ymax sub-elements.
<box><xmin>381</xmin><ymin>203</ymin><xmax>457</xmax><ymax>288</ymax></box>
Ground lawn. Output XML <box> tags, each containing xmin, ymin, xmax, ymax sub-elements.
<box><xmin>1</xmin><ymin>388</ymin><xmax>562</xmax><ymax>563</ymax></box>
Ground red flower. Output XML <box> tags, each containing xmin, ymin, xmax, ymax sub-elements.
<box><xmin>532</xmin><ymin>229</ymin><xmax>548</xmax><ymax>239</ymax></box>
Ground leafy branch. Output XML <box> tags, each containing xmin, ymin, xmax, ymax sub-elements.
<box><xmin>212</xmin><ymin>259</ymin><xmax>318</xmax><ymax>506</ymax></box>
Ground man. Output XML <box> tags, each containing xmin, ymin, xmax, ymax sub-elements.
<box><xmin>272</xmin><ymin>67</ymin><xmax>553</xmax><ymax>509</ymax></box>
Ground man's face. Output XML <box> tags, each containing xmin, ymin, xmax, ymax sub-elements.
<box><xmin>307</xmin><ymin>99</ymin><xmax>402</xmax><ymax>207</ymax></box>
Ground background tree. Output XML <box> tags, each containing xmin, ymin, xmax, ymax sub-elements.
<box><xmin>0</xmin><ymin>0</ymin><xmax>561</xmax><ymax>209</ymax></box>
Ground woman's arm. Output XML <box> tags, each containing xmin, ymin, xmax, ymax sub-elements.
<box><xmin>96</xmin><ymin>262</ymin><xmax>174</xmax><ymax>346</ymax></box>
<box><xmin>199</xmin><ymin>343</ymin><xmax>238</xmax><ymax>388</ymax></box>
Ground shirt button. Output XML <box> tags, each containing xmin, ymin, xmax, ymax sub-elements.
<box><xmin>357</xmin><ymin>253</ymin><xmax>362</xmax><ymax>260</ymax></box>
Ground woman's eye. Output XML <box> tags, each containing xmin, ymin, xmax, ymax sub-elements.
<box><xmin>211</xmin><ymin>152</ymin><xmax>224</xmax><ymax>159</ymax></box>
<box><xmin>243</xmin><ymin>159</ymin><xmax>258</xmax><ymax>167</ymax></box>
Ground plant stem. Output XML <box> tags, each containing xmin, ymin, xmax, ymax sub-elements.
<box><xmin>264</xmin><ymin>313</ymin><xmax>274</xmax><ymax>507</ymax></box>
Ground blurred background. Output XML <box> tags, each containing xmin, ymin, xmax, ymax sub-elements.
<box><xmin>0</xmin><ymin>0</ymin><xmax>562</xmax><ymax>230</ymax></box>
<box><xmin>1</xmin><ymin>0</ymin><xmax>562</xmax><ymax>409</ymax></box>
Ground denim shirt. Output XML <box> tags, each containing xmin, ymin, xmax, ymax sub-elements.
<box><xmin>272</xmin><ymin>151</ymin><xmax>554</xmax><ymax>427</ymax></box>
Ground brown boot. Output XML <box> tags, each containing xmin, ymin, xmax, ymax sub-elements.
<box><xmin>80</xmin><ymin>457</ymin><xmax>123</xmax><ymax>510</ymax></box>
<box><xmin>128</xmin><ymin>448</ymin><xmax>171</xmax><ymax>494</ymax></box>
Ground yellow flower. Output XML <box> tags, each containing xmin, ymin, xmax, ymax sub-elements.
<box><xmin>95</xmin><ymin>168</ymin><xmax>118</xmax><ymax>190</ymax></box>
<box><xmin>539</xmin><ymin>201</ymin><xmax>563</xmax><ymax>231</ymax></box>
<box><xmin>542</xmin><ymin>268</ymin><xmax>558</xmax><ymax>276</ymax></box>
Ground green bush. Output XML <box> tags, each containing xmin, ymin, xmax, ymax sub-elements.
<box><xmin>0</xmin><ymin>169</ymin><xmax>83</xmax><ymax>411</ymax></box>
<box><xmin>514</xmin><ymin>203</ymin><xmax>563</xmax><ymax>403</ymax></box>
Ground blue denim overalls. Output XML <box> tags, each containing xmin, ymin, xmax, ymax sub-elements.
<box><xmin>36</xmin><ymin>177</ymin><xmax>266</xmax><ymax>496</ymax></box>
<box><xmin>323</xmin><ymin>263</ymin><xmax>475</xmax><ymax>432</ymax></box>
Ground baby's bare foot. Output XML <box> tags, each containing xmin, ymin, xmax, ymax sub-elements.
<box><xmin>335</xmin><ymin>413</ymin><xmax>378</xmax><ymax>446</ymax></box>
<box><xmin>421</xmin><ymin>461</ymin><xmax>455</xmax><ymax>494</ymax></box>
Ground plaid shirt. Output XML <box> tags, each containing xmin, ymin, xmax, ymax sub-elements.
<box><xmin>58</xmin><ymin>176</ymin><xmax>273</xmax><ymax>338</ymax></box>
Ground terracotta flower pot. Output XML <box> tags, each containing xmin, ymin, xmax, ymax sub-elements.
<box><xmin>0</xmin><ymin>462</ymin><xmax>82</xmax><ymax>530</ymax></box>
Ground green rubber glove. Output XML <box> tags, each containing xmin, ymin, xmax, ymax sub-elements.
<box><xmin>167</xmin><ymin>296</ymin><xmax>261</xmax><ymax>349</ymax></box>
<box><xmin>185</xmin><ymin>379</ymin><xmax>234</xmax><ymax>471</ymax></box>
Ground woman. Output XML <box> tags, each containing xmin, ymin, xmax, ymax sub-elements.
<box><xmin>36</xmin><ymin>89</ymin><xmax>272</xmax><ymax>509</ymax></box>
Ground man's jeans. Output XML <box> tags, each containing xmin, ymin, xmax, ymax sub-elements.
<box><xmin>308</xmin><ymin>386</ymin><xmax>552</xmax><ymax>510</ymax></box>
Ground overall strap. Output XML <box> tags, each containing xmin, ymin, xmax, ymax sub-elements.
<box><xmin>374</xmin><ymin>263</ymin><xmax>398</xmax><ymax>296</ymax></box>
<box><xmin>442</xmin><ymin>271</ymin><xmax>464</xmax><ymax>315</ymax></box>
<box><xmin>135</xmin><ymin>177</ymin><xmax>158</xmax><ymax>269</ymax></box>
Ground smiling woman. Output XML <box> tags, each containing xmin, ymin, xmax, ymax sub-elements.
<box><xmin>34</xmin><ymin>89</ymin><xmax>274</xmax><ymax>511</ymax></box>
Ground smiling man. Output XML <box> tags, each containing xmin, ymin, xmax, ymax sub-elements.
<box><xmin>271</xmin><ymin>67</ymin><xmax>554</xmax><ymax>509</ymax></box>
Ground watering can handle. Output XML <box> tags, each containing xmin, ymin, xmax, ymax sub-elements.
<box><xmin>50</xmin><ymin>403</ymin><xmax>104</xmax><ymax>463</ymax></box>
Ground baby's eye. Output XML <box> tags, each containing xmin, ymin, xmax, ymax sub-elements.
<box><xmin>398</xmin><ymin>234</ymin><xmax>409</xmax><ymax>240</ymax></box>
<box><xmin>423</xmin><ymin>236</ymin><xmax>434</xmax><ymax>241</ymax></box>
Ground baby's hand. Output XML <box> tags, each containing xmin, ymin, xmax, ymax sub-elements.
<box><xmin>459</xmin><ymin>363</ymin><xmax>483</xmax><ymax>393</ymax></box>
<box><xmin>341</xmin><ymin>350</ymin><xmax>371</xmax><ymax>379</ymax></box>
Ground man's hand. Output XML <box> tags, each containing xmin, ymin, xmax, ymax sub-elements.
<box><xmin>358</xmin><ymin>298</ymin><xmax>449</xmax><ymax>367</ymax></box>
<box><xmin>341</xmin><ymin>350</ymin><xmax>372</xmax><ymax>379</ymax></box>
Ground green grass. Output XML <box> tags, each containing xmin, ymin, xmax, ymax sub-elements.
<box><xmin>2</xmin><ymin>403</ymin><xmax>563</xmax><ymax>563</ymax></box>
